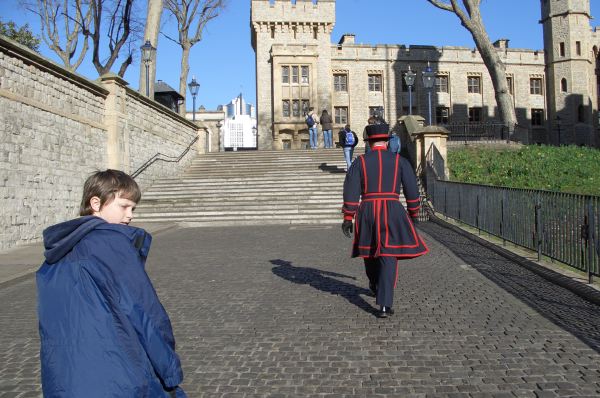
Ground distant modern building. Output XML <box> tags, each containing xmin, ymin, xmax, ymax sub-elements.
<box><xmin>221</xmin><ymin>93</ymin><xmax>258</xmax><ymax>151</ymax></box>
<box><xmin>251</xmin><ymin>0</ymin><xmax>599</xmax><ymax>150</ymax></box>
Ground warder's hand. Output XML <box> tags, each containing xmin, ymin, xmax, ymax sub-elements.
<box><xmin>341</xmin><ymin>220</ymin><xmax>353</xmax><ymax>238</ymax></box>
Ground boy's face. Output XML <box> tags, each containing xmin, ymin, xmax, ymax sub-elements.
<box><xmin>92</xmin><ymin>192</ymin><xmax>137</xmax><ymax>225</ymax></box>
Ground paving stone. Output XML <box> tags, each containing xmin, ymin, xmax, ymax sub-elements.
<box><xmin>1</xmin><ymin>223</ymin><xmax>600</xmax><ymax>397</ymax></box>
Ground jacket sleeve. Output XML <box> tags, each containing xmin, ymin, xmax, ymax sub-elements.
<box><xmin>352</xmin><ymin>132</ymin><xmax>359</xmax><ymax>148</ymax></box>
<box><xmin>400</xmin><ymin>157</ymin><xmax>421</xmax><ymax>220</ymax></box>
<box><xmin>93</xmin><ymin>234</ymin><xmax>184</xmax><ymax>389</ymax></box>
<box><xmin>342</xmin><ymin>156</ymin><xmax>362</xmax><ymax>220</ymax></box>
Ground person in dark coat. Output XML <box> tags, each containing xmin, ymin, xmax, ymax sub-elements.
<box><xmin>36</xmin><ymin>169</ymin><xmax>187</xmax><ymax>397</ymax></box>
<box><xmin>341</xmin><ymin>123</ymin><xmax>428</xmax><ymax>318</ymax></box>
<box><xmin>320</xmin><ymin>109</ymin><xmax>334</xmax><ymax>149</ymax></box>
<box><xmin>338</xmin><ymin>124</ymin><xmax>359</xmax><ymax>169</ymax></box>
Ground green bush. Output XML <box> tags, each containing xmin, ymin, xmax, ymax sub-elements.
<box><xmin>448</xmin><ymin>145</ymin><xmax>600</xmax><ymax>196</ymax></box>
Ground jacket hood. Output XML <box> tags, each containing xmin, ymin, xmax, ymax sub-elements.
<box><xmin>43</xmin><ymin>216</ymin><xmax>150</xmax><ymax>264</ymax></box>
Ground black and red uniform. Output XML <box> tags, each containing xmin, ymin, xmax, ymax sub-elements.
<box><xmin>342</xmin><ymin>139</ymin><xmax>428</xmax><ymax>308</ymax></box>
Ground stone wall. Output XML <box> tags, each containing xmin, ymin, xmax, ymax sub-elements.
<box><xmin>0</xmin><ymin>36</ymin><xmax>200</xmax><ymax>251</ymax></box>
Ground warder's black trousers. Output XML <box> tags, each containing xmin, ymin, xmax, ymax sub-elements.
<box><xmin>364</xmin><ymin>256</ymin><xmax>398</xmax><ymax>308</ymax></box>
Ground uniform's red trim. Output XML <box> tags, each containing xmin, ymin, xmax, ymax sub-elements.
<box><xmin>384</xmin><ymin>210</ymin><xmax>420</xmax><ymax>248</ymax></box>
<box><xmin>360</xmin><ymin>156</ymin><xmax>368</xmax><ymax>194</ymax></box>
<box><xmin>344</xmin><ymin>215</ymin><xmax>353</xmax><ymax>221</ymax></box>
<box><xmin>392</xmin><ymin>154</ymin><xmax>399</xmax><ymax>193</ymax></box>
<box><xmin>344</xmin><ymin>201</ymin><xmax>360</xmax><ymax>205</ymax></box>
<box><xmin>394</xmin><ymin>259</ymin><xmax>399</xmax><ymax>288</ymax></box>
<box><xmin>378</xmin><ymin>149</ymin><xmax>383</xmax><ymax>192</ymax></box>
<box><xmin>368</xmin><ymin>134</ymin><xmax>391</xmax><ymax>140</ymax></box>
<box><xmin>406</xmin><ymin>198</ymin><xmax>420</xmax><ymax>203</ymax></box>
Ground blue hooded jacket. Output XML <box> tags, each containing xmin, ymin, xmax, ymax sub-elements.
<box><xmin>37</xmin><ymin>216</ymin><xmax>186</xmax><ymax>397</ymax></box>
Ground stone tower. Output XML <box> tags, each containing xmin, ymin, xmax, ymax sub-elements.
<box><xmin>541</xmin><ymin>0</ymin><xmax>599</xmax><ymax>145</ymax></box>
<box><xmin>251</xmin><ymin>0</ymin><xmax>335</xmax><ymax>150</ymax></box>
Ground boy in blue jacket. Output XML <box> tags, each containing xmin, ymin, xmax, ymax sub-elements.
<box><xmin>37</xmin><ymin>169</ymin><xmax>186</xmax><ymax>397</ymax></box>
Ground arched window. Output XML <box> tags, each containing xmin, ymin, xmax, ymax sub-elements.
<box><xmin>561</xmin><ymin>78</ymin><xmax>568</xmax><ymax>92</ymax></box>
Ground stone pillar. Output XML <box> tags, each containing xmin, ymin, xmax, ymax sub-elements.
<box><xmin>100</xmin><ymin>74</ymin><xmax>129</xmax><ymax>171</ymax></box>
<box><xmin>414</xmin><ymin>126</ymin><xmax>450</xmax><ymax>180</ymax></box>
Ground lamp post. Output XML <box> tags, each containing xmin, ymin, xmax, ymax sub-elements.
<box><xmin>140</xmin><ymin>40</ymin><xmax>156</xmax><ymax>97</ymax></box>
<box><xmin>216</xmin><ymin>120</ymin><xmax>223</xmax><ymax>152</ymax></box>
<box><xmin>252</xmin><ymin>125</ymin><xmax>258</xmax><ymax>150</ymax></box>
<box><xmin>422</xmin><ymin>62</ymin><xmax>435</xmax><ymax>125</ymax></box>
<box><xmin>187</xmin><ymin>76</ymin><xmax>200</xmax><ymax>121</ymax></box>
<box><xmin>404</xmin><ymin>65</ymin><xmax>416</xmax><ymax>115</ymax></box>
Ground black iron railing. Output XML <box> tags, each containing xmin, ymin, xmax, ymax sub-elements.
<box><xmin>441</xmin><ymin>122</ymin><xmax>532</xmax><ymax>144</ymax></box>
<box><xmin>425</xmin><ymin>174</ymin><xmax>600</xmax><ymax>281</ymax></box>
<box><xmin>131</xmin><ymin>135</ymin><xmax>199</xmax><ymax>179</ymax></box>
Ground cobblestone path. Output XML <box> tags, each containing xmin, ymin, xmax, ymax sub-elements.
<box><xmin>1</xmin><ymin>223</ymin><xmax>600</xmax><ymax>397</ymax></box>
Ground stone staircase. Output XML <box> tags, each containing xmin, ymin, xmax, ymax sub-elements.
<box><xmin>133</xmin><ymin>149</ymin><xmax>352</xmax><ymax>226</ymax></box>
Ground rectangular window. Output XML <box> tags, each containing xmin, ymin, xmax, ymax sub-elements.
<box><xmin>282</xmin><ymin>66</ymin><xmax>289</xmax><ymax>84</ymax></box>
<box><xmin>292</xmin><ymin>100</ymin><xmax>300</xmax><ymax>117</ymax></box>
<box><xmin>333</xmin><ymin>74</ymin><xmax>348</xmax><ymax>91</ymax></box>
<box><xmin>368</xmin><ymin>74</ymin><xmax>382</xmax><ymax>92</ymax></box>
<box><xmin>468</xmin><ymin>107</ymin><xmax>482</xmax><ymax>123</ymax></box>
<box><xmin>334</xmin><ymin>107</ymin><xmax>348</xmax><ymax>124</ymax></box>
<box><xmin>436</xmin><ymin>107</ymin><xmax>449</xmax><ymax>124</ymax></box>
<box><xmin>560</xmin><ymin>42</ymin><xmax>565</xmax><ymax>57</ymax></box>
<box><xmin>467</xmin><ymin>76</ymin><xmax>481</xmax><ymax>93</ymax></box>
<box><xmin>301</xmin><ymin>66</ymin><xmax>309</xmax><ymax>84</ymax></box>
<box><xmin>506</xmin><ymin>76</ymin><xmax>513</xmax><ymax>95</ymax></box>
<box><xmin>531</xmin><ymin>108</ymin><xmax>544</xmax><ymax>126</ymax></box>
<box><xmin>435</xmin><ymin>75</ymin><xmax>448</xmax><ymax>93</ymax></box>
<box><xmin>576</xmin><ymin>41</ymin><xmax>581</xmax><ymax>56</ymax></box>
<box><xmin>301</xmin><ymin>100</ymin><xmax>310</xmax><ymax>114</ymax></box>
<box><xmin>282</xmin><ymin>100</ymin><xmax>290</xmax><ymax>117</ymax></box>
<box><xmin>530</xmin><ymin>78</ymin><xmax>543</xmax><ymax>95</ymax></box>
<box><xmin>292</xmin><ymin>66</ymin><xmax>299</xmax><ymax>84</ymax></box>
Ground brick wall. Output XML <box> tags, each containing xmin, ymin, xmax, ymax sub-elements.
<box><xmin>0</xmin><ymin>36</ymin><xmax>200</xmax><ymax>250</ymax></box>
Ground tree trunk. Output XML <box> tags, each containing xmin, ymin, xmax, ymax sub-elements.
<box><xmin>139</xmin><ymin>0</ymin><xmax>163</xmax><ymax>98</ymax></box>
<box><xmin>469</xmin><ymin>17</ymin><xmax>516</xmax><ymax>133</ymax></box>
<box><xmin>179</xmin><ymin>42</ymin><xmax>191</xmax><ymax>116</ymax></box>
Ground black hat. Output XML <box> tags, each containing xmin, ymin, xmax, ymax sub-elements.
<box><xmin>365</xmin><ymin>123</ymin><xmax>390</xmax><ymax>141</ymax></box>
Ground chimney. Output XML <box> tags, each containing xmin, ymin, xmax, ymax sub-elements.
<box><xmin>493</xmin><ymin>39</ymin><xmax>510</xmax><ymax>49</ymax></box>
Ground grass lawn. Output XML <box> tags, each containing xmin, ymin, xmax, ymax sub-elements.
<box><xmin>447</xmin><ymin>145</ymin><xmax>600</xmax><ymax>197</ymax></box>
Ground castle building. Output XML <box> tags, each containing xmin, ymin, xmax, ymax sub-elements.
<box><xmin>251</xmin><ymin>0</ymin><xmax>599</xmax><ymax>150</ymax></box>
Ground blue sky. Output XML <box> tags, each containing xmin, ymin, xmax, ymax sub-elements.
<box><xmin>3</xmin><ymin>0</ymin><xmax>599</xmax><ymax>110</ymax></box>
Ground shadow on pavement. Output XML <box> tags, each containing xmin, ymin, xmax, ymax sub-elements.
<box><xmin>419</xmin><ymin>221</ymin><xmax>600</xmax><ymax>353</ymax></box>
<box><xmin>270</xmin><ymin>259</ymin><xmax>378</xmax><ymax>316</ymax></box>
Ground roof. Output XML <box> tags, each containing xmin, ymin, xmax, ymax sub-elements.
<box><xmin>154</xmin><ymin>80</ymin><xmax>184</xmax><ymax>99</ymax></box>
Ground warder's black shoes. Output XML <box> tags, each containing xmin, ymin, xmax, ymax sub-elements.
<box><xmin>378</xmin><ymin>306</ymin><xmax>394</xmax><ymax>318</ymax></box>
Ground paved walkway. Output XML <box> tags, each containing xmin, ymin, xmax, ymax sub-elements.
<box><xmin>1</xmin><ymin>222</ymin><xmax>600</xmax><ymax>397</ymax></box>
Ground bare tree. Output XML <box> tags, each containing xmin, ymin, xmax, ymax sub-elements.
<box><xmin>139</xmin><ymin>0</ymin><xmax>163</xmax><ymax>98</ymax></box>
<box><xmin>78</xmin><ymin>0</ymin><xmax>141</xmax><ymax>77</ymax></box>
<box><xmin>22</xmin><ymin>0</ymin><xmax>91</xmax><ymax>71</ymax></box>
<box><xmin>163</xmin><ymin>0</ymin><xmax>226</xmax><ymax>114</ymax></box>
<box><xmin>427</xmin><ymin>0</ymin><xmax>516</xmax><ymax>131</ymax></box>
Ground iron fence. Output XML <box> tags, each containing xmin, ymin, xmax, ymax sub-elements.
<box><xmin>425</xmin><ymin>173</ymin><xmax>600</xmax><ymax>281</ymax></box>
<box><xmin>442</xmin><ymin>122</ymin><xmax>534</xmax><ymax>144</ymax></box>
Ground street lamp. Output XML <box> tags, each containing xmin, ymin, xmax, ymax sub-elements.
<box><xmin>216</xmin><ymin>120</ymin><xmax>223</xmax><ymax>152</ymax></box>
<box><xmin>422</xmin><ymin>62</ymin><xmax>435</xmax><ymax>125</ymax></box>
<box><xmin>252</xmin><ymin>125</ymin><xmax>258</xmax><ymax>150</ymax></box>
<box><xmin>140</xmin><ymin>40</ymin><xmax>156</xmax><ymax>97</ymax></box>
<box><xmin>188</xmin><ymin>76</ymin><xmax>200</xmax><ymax>121</ymax></box>
<box><xmin>404</xmin><ymin>65</ymin><xmax>416</xmax><ymax>115</ymax></box>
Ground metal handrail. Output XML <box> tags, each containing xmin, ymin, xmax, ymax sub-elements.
<box><xmin>131</xmin><ymin>135</ymin><xmax>199</xmax><ymax>179</ymax></box>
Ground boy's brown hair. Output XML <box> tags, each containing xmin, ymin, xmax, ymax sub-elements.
<box><xmin>79</xmin><ymin>169</ymin><xmax>141</xmax><ymax>216</ymax></box>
